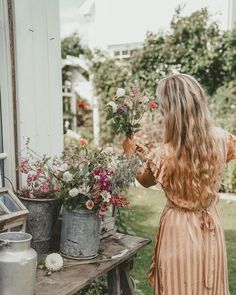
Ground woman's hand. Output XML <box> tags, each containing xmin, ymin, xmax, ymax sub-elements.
<box><xmin>135</xmin><ymin>143</ymin><xmax>148</xmax><ymax>161</ymax></box>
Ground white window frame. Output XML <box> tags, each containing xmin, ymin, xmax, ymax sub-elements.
<box><xmin>0</xmin><ymin>0</ymin><xmax>17</xmax><ymax>188</ymax></box>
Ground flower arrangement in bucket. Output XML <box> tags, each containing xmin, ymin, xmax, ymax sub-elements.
<box><xmin>58</xmin><ymin>143</ymin><xmax>138</xmax><ymax>259</ymax></box>
<box><xmin>17</xmin><ymin>145</ymin><xmax>62</xmax><ymax>254</ymax></box>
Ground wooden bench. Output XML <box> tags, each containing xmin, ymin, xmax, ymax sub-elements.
<box><xmin>35</xmin><ymin>233</ymin><xmax>151</xmax><ymax>295</ymax></box>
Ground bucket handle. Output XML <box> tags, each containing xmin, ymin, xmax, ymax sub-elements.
<box><xmin>0</xmin><ymin>239</ymin><xmax>11</xmax><ymax>248</ymax></box>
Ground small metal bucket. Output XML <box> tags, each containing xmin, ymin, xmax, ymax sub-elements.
<box><xmin>19</xmin><ymin>197</ymin><xmax>61</xmax><ymax>254</ymax></box>
<box><xmin>60</xmin><ymin>208</ymin><xmax>101</xmax><ymax>258</ymax></box>
<box><xmin>0</xmin><ymin>232</ymin><xmax>37</xmax><ymax>295</ymax></box>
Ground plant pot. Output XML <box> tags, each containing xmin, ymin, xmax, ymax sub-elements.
<box><xmin>60</xmin><ymin>208</ymin><xmax>101</xmax><ymax>259</ymax></box>
<box><xmin>123</xmin><ymin>135</ymin><xmax>135</xmax><ymax>157</ymax></box>
<box><xmin>18</xmin><ymin>197</ymin><xmax>61</xmax><ymax>254</ymax></box>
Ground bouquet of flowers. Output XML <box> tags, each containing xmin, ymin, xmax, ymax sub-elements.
<box><xmin>58</xmin><ymin>144</ymin><xmax>137</xmax><ymax>216</ymax></box>
<box><xmin>18</xmin><ymin>152</ymin><xmax>61</xmax><ymax>199</ymax></box>
<box><xmin>106</xmin><ymin>81</ymin><xmax>158</xmax><ymax>139</ymax></box>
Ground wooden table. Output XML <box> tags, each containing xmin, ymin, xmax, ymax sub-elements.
<box><xmin>35</xmin><ymin>233</ymin><xmax>151</xmax><ymax>295</ymax></box>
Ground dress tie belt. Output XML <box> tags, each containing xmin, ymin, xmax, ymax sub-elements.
<box><xmin>201</xmin><ymin>208</ymin><xmax>216</xmax><ymax>289</ymax></box>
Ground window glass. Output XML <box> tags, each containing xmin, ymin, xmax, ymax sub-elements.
<box><xmin>0</xmin><ymin>193</ymin><xmax>19</xmax><ymax>212</ymax></box>
<box><xmin>0</xmin><ymin>91</ymin><xmax>4</xmax><ymax>187</ymax></box>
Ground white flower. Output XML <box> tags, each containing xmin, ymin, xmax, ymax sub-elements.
<box><xmin>107</xmin><ymin>160</ymin><xmax>116</xmax><ymax>172</ymax></box>
<box><xmin>45</xmin><ymin>253</ymin><xmax>63</xmax><ymax>272</ymax></box>
<box><xmin>101</xmin><ymin>191</ymin><xmax>111</xmax><ymax>202</ymax></box>
<box><xmin>116</xmin><ymin>88</ymin><xmax>125</xmax><ymax>97</ymax></box>
<box><xmin>69</xmin><ymin>188</ymin><xmax>79</xmax><ymax>197</ymax></box>
<box><xmin>107</xmin><ymin>101</ymin><xmax>117</xmax><ymax>112</ymax></box>
<box><xmin>103</xmin><ymin>147</ymin><xmax>114</xmax><ymax>156</ymax></box>
<box><xmin>63</xmin><ymin>171</ymin><xmax>73</xmax><ymax>183</ymax></box>
<box><xmin>143</xmin><ymin>96</ymin><xmax>149</xmax><ymax>103</ymax></box>
<box><xmin>58</xmin><ymin>163</ymin><xmax>68</xmax><ymax>172</ymax></box>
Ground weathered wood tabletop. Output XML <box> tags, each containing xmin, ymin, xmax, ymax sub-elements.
<box><xmin>35</xmin><ymin>233</ymin><xmax>150</xmax><ymax>295</ymax></box>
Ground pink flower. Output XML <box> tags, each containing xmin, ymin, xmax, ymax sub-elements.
<box><xmin>27</xmin><ymin>174</ymin><xmax>33</xmax><ymax>183</ymax></box>
<box><xmin>79</xmin><ymin>138</ymin><xmax>88</xmax><ymax>145</ymax></box>
<box><xmin>32</xmin><ymin>173</ymin><xmax>39</xmax><ymax>181</ymax></box>
<box><xmin>36</xmin><ymin>167</ymin><xmax>44</xmax><ymax>175</ymax></box>
<box><xmin>110</xmin><ymin>194</ymin><xmax>129</xmax><ymax>207</ymax></box>
<box><xmin>93</xmin><ymin>168</ymin><xmax>106</xmax><ymax>177</ymax></box>
<box><xmin>20</xmin><ymin>159</ymin><xmax>29</xmax><ymax>174</ymax></box>
<box><xmin>86</xmin><ymin>200</ymin><xmax>94</xmax><ymax>210</ymax></box>
<box><xmin>148</xmin><ymin>102</ymin><xmax>158</xmax><ymax>110</ymax></box>
<box><xmin>99</xmin><ymin>202</ymin><xmax>108</xmax><ymax>216</ymax></box>
<box><xmin>53</xmin><ymin>184</ymin><xmax>61</xmax><ymax>191</ymax></box>
<box><xmin>43</xmin><ymin>187</ymin><xmax>49</xmax><ymax>193</ymax></box>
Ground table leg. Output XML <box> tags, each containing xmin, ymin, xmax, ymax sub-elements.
<box><xmin>119</xmin><ymin>260</ymin><xmax>135</xmax><ymax>295</ymax></box>
<box><xmin>107</xmin><ymin>267</ymin><xmax>121</xmax><ymax>295</ymax></box>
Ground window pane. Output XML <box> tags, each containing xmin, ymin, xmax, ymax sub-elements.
<box><xmin>0</xmin><ymin>91</ymin><xmax>4</xmax><ymax>187</ymax></box>
<box><xmin>0</xmin><ymin>193</ymin><xmax>19</xmax><ymax>212</ymax></box>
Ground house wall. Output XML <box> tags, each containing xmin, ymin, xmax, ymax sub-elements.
<box><xmin>13</xmin><ymin>0</ymin><xmax>63</xmax><ymax>157</ymax></box>
<box><xmin>0</xmin><ymin>0</ymin><xmax>63</xmax><ymax>188</ymax></box>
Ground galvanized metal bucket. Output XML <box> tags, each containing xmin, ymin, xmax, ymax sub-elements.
<box><xmin>60</xmin><ymin>208</ymin><xmax>101</xmax><ymax>258</ymax></box>
<box><xmin>19</xmin><ymin>197</ymin><xmax>61</xmax><ymax>254</ymax></box>
<box><xmin>0</xmin><ymin>232</ymin><xmax>37</xmax><ymax>295</ymax></box>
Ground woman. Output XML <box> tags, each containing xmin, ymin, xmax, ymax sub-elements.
<box><xmin>123</xmin><ymin>74</ymin><xmax>236</xmax><ymax>294</ymax></box>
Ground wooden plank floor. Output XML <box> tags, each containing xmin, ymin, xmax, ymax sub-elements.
<box><xmin>35</xmin><ymin>233</ymin><xmax>150</xmax><ymax>295</ymax></box>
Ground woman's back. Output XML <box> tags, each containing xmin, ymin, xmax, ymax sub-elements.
<box><xmin>147</xmin><ymin>127</ymin><xmax>233</xmax><ymax>211</ymax></box>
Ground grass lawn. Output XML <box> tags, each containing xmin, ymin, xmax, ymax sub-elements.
<box><xmin>125</xmin><ymin>187</ymin><xmax>236</xmax><ymax>295</ymax></box>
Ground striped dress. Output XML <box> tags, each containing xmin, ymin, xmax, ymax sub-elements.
<box><xmin>146</xmin><ymin>128</ymin><xmax>236</xmax><ymax>295</ymax></box>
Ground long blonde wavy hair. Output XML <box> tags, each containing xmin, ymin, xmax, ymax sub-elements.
<box><xmin>157</xmin><ymin>74</ymin><xmax>223</xmax><ymax>208</ymax></box>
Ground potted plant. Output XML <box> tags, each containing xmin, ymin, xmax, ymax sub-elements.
<box><xmin>58</xmin><ymin>143</ymin><xmax>136</xmax><ymax>259</ymax></box>
<box><xmin>17</xmin><ymin>148</ymin><xmax>62</xmax><ymax>254</ymax></box>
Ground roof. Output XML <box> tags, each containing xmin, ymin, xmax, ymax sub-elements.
<box><xmin>61</xmin><ymin>55</ymin><xmax>90</xmax><ymax>72</ymax></box>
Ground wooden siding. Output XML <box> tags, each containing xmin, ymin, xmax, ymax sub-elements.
<box><xmin>13</xmin><ymin>0</ymin><xmax>63</xmax><ymax>157</ymax></box>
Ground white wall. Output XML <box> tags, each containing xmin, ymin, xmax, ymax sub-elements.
<box><xmin>13</xmin><ymin>0</ymin><xmax>63</xmax><ymax>157</ymax></box>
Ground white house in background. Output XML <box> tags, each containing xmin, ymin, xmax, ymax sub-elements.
<box><xmin>62</xmin><ymin>55</ymin><xmax>100</xmax><ymax>146</ymax></box>
<box><xmin>62</xmin><ymin>55</ymin><xmax>90</xmax><ymax>131</ymax></box>
<box><xmin>0</xmin><ymin>0</ymin><xmax>63</xmax><ymax>189</ymax></box>
<box><xmin>107</xmin><ymin>42</ymin><xmax>143</xmax><ymax>59</ymax></box>
<box><xmin>228</xmin><ymin>0</ymin><xmax>236</xmax><ymax>29</ymax></box>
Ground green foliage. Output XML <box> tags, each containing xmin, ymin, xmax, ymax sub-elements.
<box><xmin>211</xmin><ymin>81</ymin><xmax>236</xmax><ymax>193</ymax></box>
<box><xmin>76</xmin><ymin>276</ymin><xmax>108</xmax><ymax>295</ymax></box>
<box><xmin>61</xmin><ymin>33</ymin><xmax>84</xmax><ymax>58</ymax></box>
<box><xmin>61</xmin><ymin>33</ymin><xmax>92</xmax><ymax>59</ymax></box>
<box><xmin>211</xmin><ymin>81</ymin><xmax>236</xmax><ymax>134</ymax></box>
<box><xmin>91</xmin><ymin>7</ymin><xmax>236</xmax><ymax>145</ymax></box>
<box><xmin>130</xmin><ymin>7</ymin><xmax>230</xmax><ymax>96</ymax></box>
<box><xmin>91</xmin><ymin>52</ymin><xmax>132</xmax><ymax>143</ymax></box>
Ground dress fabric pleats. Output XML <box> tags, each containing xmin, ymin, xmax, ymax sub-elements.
<box><xmin>146</xmin><ymin>128</ymin><xmax>236</xmax><ymax>295</ymax></box>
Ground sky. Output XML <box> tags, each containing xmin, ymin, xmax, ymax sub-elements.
<box><xmin>60</xmin><ymin>0</ymin><xmax>230</xmax><ymax>49</ymax></box>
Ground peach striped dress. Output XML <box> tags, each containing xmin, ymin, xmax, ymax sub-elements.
<box><xmin>146</xmin><ymin>128</ymin><xmax>236</xmax><ymax>295</ymax></box>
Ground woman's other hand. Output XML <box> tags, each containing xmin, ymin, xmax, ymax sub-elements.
<box><xmin>135</xmin><ymin>143</ymin><xmax>148</xmax><ymax>161</ymax></box>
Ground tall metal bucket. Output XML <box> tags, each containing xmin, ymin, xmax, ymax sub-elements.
<box><xmin>19</xmin><ymin>197</ymin><xmax>61</xmax><ymax>253</ymax></box>
<box><xmin>60</xmin><ymin>208</ymin><xmax>101</xmax><ymax>258</ymax></box>
<box><xmin>0</xmin><ymin>232</ymin><xmax>37</xmax><ymax>295</ymax></box>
